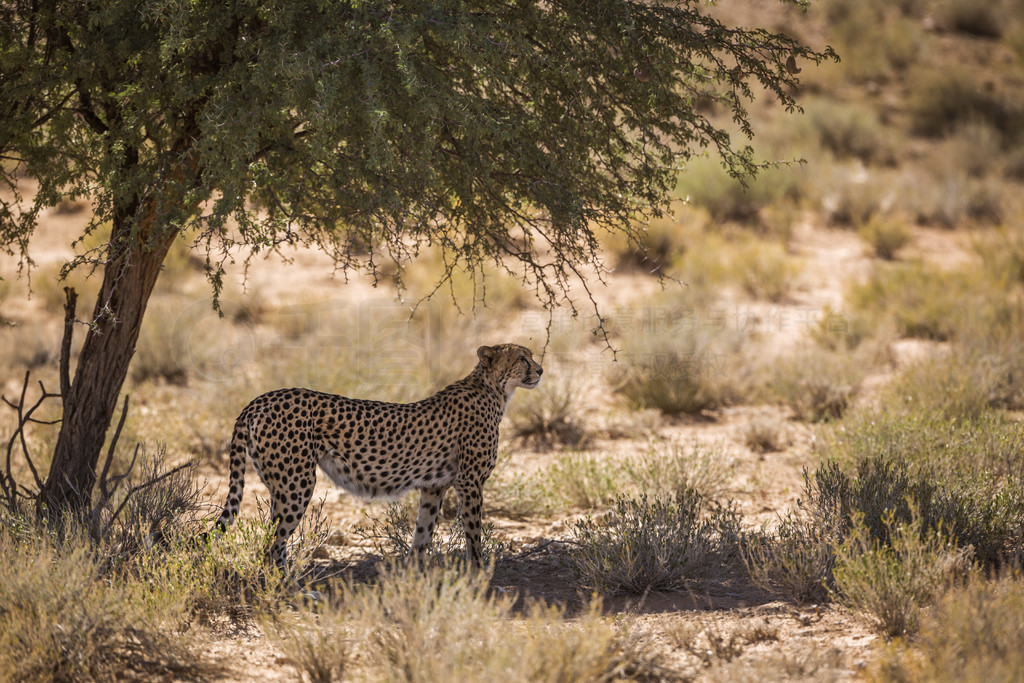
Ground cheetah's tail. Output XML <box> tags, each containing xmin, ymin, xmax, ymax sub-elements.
<box><xmin>209</xmin><ymin>415</ymin><xmax>250</xmax><ymax>536</ymax></box>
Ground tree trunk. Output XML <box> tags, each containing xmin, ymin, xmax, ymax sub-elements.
<box><xmin>40</xmin><ymin>211</ymin><xmax>177</xmax><ymax>517</ymax></box>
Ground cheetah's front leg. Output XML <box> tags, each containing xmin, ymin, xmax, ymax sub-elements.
<box><xmin>410</xmin><ymin>486</ymin><xmax>446</xmax><ymax>560</ymax></box>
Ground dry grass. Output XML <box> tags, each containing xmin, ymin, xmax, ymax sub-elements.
<box><xmin>873</xmin><ymin>573</ymin><xmax>1024</xmax><ymax>681</ymax></box>
<box><xmin>332</xmin><ymin>565</ymin><xmax>672</xmax><ymax>682</ymax></box>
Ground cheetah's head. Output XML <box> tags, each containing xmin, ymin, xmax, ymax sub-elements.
<box><xmin>477</xmin><ymin>344</ymin><xmax>543</xmax><ymax>397</ymax></box>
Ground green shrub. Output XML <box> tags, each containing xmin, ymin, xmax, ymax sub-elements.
<box><xmin>874</xmin><ymin>574</ymin><xmax>1024</xmax><ymax>680</ymax></box>
<box><xmin>847</xmin><ymin>261</ymin><xmax>1013</xmax><ymax>342</ymax></box>
<box><xmin>808</xmin><ymin>445</ymin><xmax>1024</xmax><ymax>567</ymax></box>
<box><xmin>908</xmin><ymin>67</ymin><xmax>1022</xmax><ymax>139</ymax></box>
<box><xmin>858</xmin><ymin>216</ymin><xmax>912</xmax><ymax>260</ymax></box>
<box><xmin>676</xmin><ymin>156</ymin><xmax>801</xmax><ymax>225</ymax></box>
<box><xmin>569</xmin><ymin>491</ymin><xmax>740</xmax><ymax>595</ymax></box>
<box><xmin>832</xmin><ymin>513</ymin><xmax>972</xmax><ymax>638</ymax></box>
<box><xmin>804</xmin><ymin>98</ymin><xmax>893</xmax><ymax>165</ymax></box>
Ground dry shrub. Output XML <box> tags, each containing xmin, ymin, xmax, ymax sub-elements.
<box><xmin>833</xmin><ymin>513</ymin><xmax>973</xmax><ymax>638</ymax></box>
<box><xmin>0</xmin><ymin>521</ymin><xmax>212</xmax><ymax>682</ymax></box>
<box><xmin>609</xmin><ymin>292</ymin><xmax>748</xmax><ymax>415</ymax></box>
<box><xmin>338</xmin><ymin>565</ymin><xmax>672</xmax><ymax>682</ymax></box>
<box><xmin>743</xmin><ymin>513</ymin><xmax>838</xmax><ymax>604</ymax></box>
<box><xmin>766</xmin><ymin>344</ymin><xmax>865</xmax><ymax>422</ymax></box>
<box><xmin>505</xmin><ymin>367</ymin><xmax>590</xmax><ymax>448</ymax></box>
<box><xmin>569</xmin><ymin>491</ymin><xmax>741</xmax><ymax>595</ymax></box>
<box><xmin>357</xmin><ymin>497</ymin><xmax>508</xmax><ymax>566</ymax></box>
<box><xmin>874</xmin><ymin>574</ymin><xmax>1024</xmax><ymax>681</ymax></box>
<box><xmin>858</xmin><ymin>215</ymin><xmax>912</xmax><ymax>260</ymax></box>
<box><xmin>740</xmin><ymin>414</ymin><xmax>789</xmax><ymax>453</ymax></box>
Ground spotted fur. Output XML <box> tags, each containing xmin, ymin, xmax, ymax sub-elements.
<box><xmin>211</xmin><ymin>343</ymin><xmax>542</xmax><ymax>567</ymax></box>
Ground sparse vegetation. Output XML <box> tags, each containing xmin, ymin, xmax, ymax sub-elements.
<box><xmin>832</xmin><ymin>512</ymin><xmax>973</xmax><ymax>638</ymax></box>
<box><xmin>6</xmin><ymin>0</ymin><xmax>1024</xmax><ymax>677</ymax></box>
<box><xmin>569</xmin><ymin>490</ymin><xmax>741</xmax><ymax>595</ymax></box>
<box><xmin>873</xmin><ymin>574</ymin><xmax>1024</xmax><ymax>680</ymax></box>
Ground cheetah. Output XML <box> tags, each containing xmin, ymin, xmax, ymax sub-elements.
<box><xmin>210</xmin><ymin>343</ymin><xmax>542</xmax><ymax>568</ymax></box>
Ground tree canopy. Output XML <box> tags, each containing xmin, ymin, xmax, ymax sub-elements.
<box><xmin>3</xmin><ymin>0</ymin><xmax>833</xmax><ymax>303</ymax></box>
<box><xmin>0</xmin><ymin>0</ymin><xmax>835</xmax><ymax>514</ymax></box>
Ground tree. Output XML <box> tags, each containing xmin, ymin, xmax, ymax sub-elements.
<box><xmin>1</xmin><ymin>0</ymin><xmax>835</xmax><ymax>517</ymax></box>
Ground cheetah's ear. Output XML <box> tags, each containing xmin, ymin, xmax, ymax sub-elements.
<box><xmin>477</xmin><ymin>345</ymin><xmax>496</xmax><ymax>365</ymax></box>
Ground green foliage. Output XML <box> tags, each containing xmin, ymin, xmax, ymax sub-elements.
<box><xmin>1</xmin><ymin>0</ymin><xmax>835</xmax><ymax>307</ymax></box>
<box><xmin>846</xmin><ymin>260</ymin><xmax>1015</xmax><ymax>342</ymax></box>
<box><xmin>676</xmin><ymin>156</ymin><xmax>802</xmax><ymax>225</ymax></box>
<box><xmin>858</xmin><ymin>215</ymin><xmax>912</xmax><ymax>260</ymax></box>
<box><xmin>832</xmin><ymin>513</ymin><xmax>972</xmax><ymax>638</ymax></box>
<box><xmin>569</xmin><ymin>491</ymin><xmax>741</xmax><ymax>595</ymax></box>
<box><xmin>875</xmin><ymin>574</ymin><xmax>1024</xmax><ymax>681</ymax></box>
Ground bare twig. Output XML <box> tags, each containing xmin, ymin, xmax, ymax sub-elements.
<box><xmin>101</xmin><ymin>459</ymin><xmax>192</xmax><ymax>541</ymax></box>
<box><xmin>1</xmin><ymin>370</ymin><xmax>61</xmax><ymax>511</ymax></box>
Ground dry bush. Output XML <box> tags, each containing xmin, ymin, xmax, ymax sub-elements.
<box><xmin>803</xmin><ymin>97</ymin><xmax>894</xmax><ymax>165</ymax></box>
<box><xmin>609</xmin><ymin>292</ymin><xmax>749</xmax><ymax>415</ymax></box>
<box><xmin>569</xmin><ymin>491</ymin><xmax>741</xmax><ymax>595</ymax></box>
<box><xmin>264</xmin><ymin>599</ymin><xmax>350</xmax><ymax>683</ymax></box>
<box><xmin>832</xmin><ymin>513</ymin><xmax>973</xmax><ymax>638</ymax></box>
<box><xmin>624</xmin><ymin>439</ymin><xmax>734</xmax><ymax>502</ymax></box>
<box><xmin>731</xmin><ymin>238</ymin><xmax>799</xmax><ymax>302</ymax></box>
<box><xmin>0</xmin><ymin>518</ymin><xmax>213</xmax><ymax>681</ymax></box>
<box><xmin>824</xmin><ymin>0</ymin><xmax>921</xmax><ymax>82</ymax></box>
<box><xmin>743</xmin><ymin>513</ymin><xmax>838</xmax><ymax>604</ymax></box>
<box><xmin>338</xmin><ymin>565</ymin><xmax>672</xmax><ymax>682</ymax></box>
<box><xmin>740</xmin><ymin>414</ymin><xmax>789</xmax><ymax>453</ymax></box>
<box><xmin>908</xmin><ymin>66</ymin><xmax>1023</xmax><ymax>139</ymax></box>
<box><xmin>357</xmin><ymin>497</ymin><xmax>508</xmax><ymax>566</ymax></box>
<box><xmin>487</xmin><ymin>440</ymin><xmax>733</xmax><ymax>519</ymax></box>
<box><xmin>939</xmin><ymin>0</ymin><xmax>1004</xmax><ymax>38</ymax></box>
<box><xmin>873</xmin><ymin>574</ymin><xmax>1024</xmax><ymax>681</ymax></box>
<box><xmin>180</xmin><ymin>498</ymin><xmax>329</xmax><ymax>624</ymax></box>
<box><xmin>505</xmin><ymin>367</ymin><xmax>590</xmax><ymax>448</ymax></box>
<box><xmin>765</xmin><ymin>344</ymin><xmax>866</xmax><ymax>422</ymax></box>
<box><xmin>666</xmin><ymin>614</ymin><xmax>780</xmax><ymax>672</ymax></box>
<box><xmin>858</xmin><ymin>215</ymin><xmax>912</xmax><ymax>260</ymax></box>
